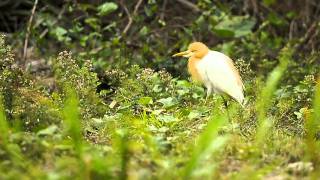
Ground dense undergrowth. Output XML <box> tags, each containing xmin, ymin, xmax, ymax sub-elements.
<box><xmin>0</xmin><ymin>0</ymin><xmax>320</xmax><ymax>179</ymax></box>
<box><xmin>1</xmin><ymin>35</ymin><xmax>320</xmax><ymax>179</ymax></box>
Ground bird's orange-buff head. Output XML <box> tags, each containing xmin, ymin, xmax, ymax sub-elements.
<box><xmin>172</xmin><ymin>42</ymin><xmax>210</xmax><ymax>82</ymax></box>
<box><xmin>172</xmin><ymin>42</ymin><xmax>209</xmax><ymax>59</ymax></box>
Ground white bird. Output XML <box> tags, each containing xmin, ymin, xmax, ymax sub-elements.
<box><xmin>173</xmin><ymin>42</ymin><xmax>245</xmax><ymax>106</ymax></box>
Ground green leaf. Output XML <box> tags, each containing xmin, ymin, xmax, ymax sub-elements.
<box><xmin>138</xmin><ymin>97</ymin><xmax>153</xmax><ymax>105</ymax></box>
<box><xmin>37</xmin><ymin>125</ymin><xmax>58</xmax><ymax>136</ymax></box>
<box><xmin>157</xmin><ymin>97</ymin><xmax>178</xmax><ymax>108</ymax></box>
<box><xmin>212</xmin><ymin>29</ymin><xmax>235</xmax><ymax>38</ymax></box>
<box><xmin>139</xmin><ymin>26</ymin><xmax>150</xmax><ymax>36</ymax></box>
<box><xmin>213</xmin><ymin>16</ymin><xmax>256</xmax><ymax>38</ymax></box>
<box><xmin>52</xmin><ymin>27</ymin><xmax>69</xmax><ymax>42</ymax></box>
<box><xmin>177</xmin><ymin>80</ymin><xmax>192</xmax><ymax>88</ymax></box>
<box><xmin>54</xmin><ymin>27</ymin><xmax>67</xmax><ymax>36</ymax></box>
<box><xmin>188</xmin><ymin>110</ymin><xmax>201</xmax><ymax>120</ymax></box>
<box><xmin>90</xmin><ymin>118</ymin><xmax>105</xmax><ymax>129</ymax></box>
<box><xmin>158</xmin><ymin>114</ymin><xmax>178</xmax><ymax>123</ymax></box>
<box><xmin>85</xmin><ymin>17</ymin><xmax>100</xmax><ymax>29</ymax></box>
<box><xmin>97</xmin><ymin>2</ymin><xmax>118</xmax><ymax>16</ymax></box>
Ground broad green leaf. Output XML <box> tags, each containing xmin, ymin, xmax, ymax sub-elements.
<box><xmin>212</xmin><ymin>29</ymin><xmax>234</xmax><ymax>38</ymax></box>
<box><xmin>85</xmin><ymin>17</ymin><xmax>100</xmax><ymax>29</ymax></box>
<box><xmin>158</xmin><ymin>114</ymin><xmax>178</xmax><ymax>123</ymax></box>
<box><xmin>139</xmin><ymin>26</ymin><xmax>150</xmax><ymax>36</ymax></box>
<box><xmin>90</xmin><ymin>118</ymin><xmax>105</xmax><ymax>129</ymax></box>
<box><xmin>157</xmin><ymin>97</ymin><xmax>178</xmax><ymax>108</ymax></box>
<box><xmin>37</xmin><ymin>125</ymin><xmax>58</xmax><ymax>136</ymax></box>
<box><xmin>52</xmin><ymin>27</ymin><xmax>69</xmax><ymax>42</ymax></box>
<box><xmin>188</xmin><ymin>110</ymin><xmax>201</xmax><ymax>120</ymax></box>
<box><xmin>138</xmin><ymin>96</ymin><xmax>153</xmax><ymax>105</ymax></box>
<box><xmin>97</xmin><ymin>2</ymin><xmax>118</xmax><ymax>16</ymax></box>
<box><xmin>54</xmin><ymin>27</ymin><xmax>67</xmax><ymax>36</ymax></box>
<box><xmin>177</xmin><ymin>80</ymin><xmax>192</xmax><ymax>88</ymax></box>
<box><xmin>213</xmin><ymin>16</ymin><xmax>256</xmax><ymax>38</ymax></box>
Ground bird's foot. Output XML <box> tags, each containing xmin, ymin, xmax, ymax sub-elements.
<box><xmin>204</xmin><ymin>97</ymin><xmax>208</xmax><ymax>105</ymax></box>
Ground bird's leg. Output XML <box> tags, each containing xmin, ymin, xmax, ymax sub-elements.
<box><xmin>221</xmin><ymin>96</ymin><xmax>231</xmax><ymax>123</ymax></box>
<box><xmin>205</xmin><ymin>92</ymin><xmax>210</xmax><ymax>105</ymax></box>
<box><xmin>204</xmin><ymin>86</ymin><xmax>212</xmax><ymax>105</ymax></box>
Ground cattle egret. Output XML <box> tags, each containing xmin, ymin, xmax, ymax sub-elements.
<box><xmin>173</xmin><ymin>42</ymin><xmax>245</xmax><ymax>106</ymax></box>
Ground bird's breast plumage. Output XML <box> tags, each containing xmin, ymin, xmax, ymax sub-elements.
<box><xmin>187</xmin><ymin>57</ymin><xmax>203</xmax><ymax>83</ymax></box>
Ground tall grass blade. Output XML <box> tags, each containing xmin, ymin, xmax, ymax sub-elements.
<box><xmin>304</xmin><ymin>77</ymin><xmax>320</xmax><ymax>173</ymax></box>
<box><xmin>0</xmin><ymin>95</ymin><xmax>26</xmax><ymax>168</ymax></box>
<box><xmin>63</xmin><ymin>87</ymin><xmax>83</xmax><ymax>156</ymax></box>
<box><xmin>237</xmin><ymin>46</ymin><xmax>292</xmax><ymax>178</ymax></box>
<box><xmin>183</xmin><ymin>107</ymin><xmax>229</xmax><ymax>179</ymax></box>
<box><xmin>116</xmin><ymin>129</ymin><xmax>129</xmax><ymax>180</ymax></box>
<box><xmin>255</xmin><ymin>46</ymin><xmax>292</xmax><ymax>145</ymax></box>
<box><xmin>0</xmin><ymin>95</ymin><xmax>9</xmax><ymax>145</ymax></box>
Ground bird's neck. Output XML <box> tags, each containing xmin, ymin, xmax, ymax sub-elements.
<box><xmin>188</xmin><ymin>57</ymin><xmax>203</xmax><ymax>83</ymax></box>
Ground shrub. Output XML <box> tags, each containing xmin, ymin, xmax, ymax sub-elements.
<box><xmin>0</xmin><ymin>35</ymin><xmax>60</xmax><ymax>131</ymax></box>
<box><xmin>53</xmin><ymin>51</ymin><xmax>106</xmax><ymax>119</ymax></box>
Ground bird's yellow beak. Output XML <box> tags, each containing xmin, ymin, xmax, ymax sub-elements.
<box><xmin>172</xmin><ymin>50</ymin><xmax>193</xmax><ymax>58</ymax></box>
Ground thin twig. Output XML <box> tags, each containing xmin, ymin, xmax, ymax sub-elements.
<box><xmin>160</xmin><ymin>0</ymin><xmax>168</xmax><ymax>21</ymax></box>
<box><xmin>289</xmin><ymin>20</ymin><xmax>296</xmax><ymax>40</ymax></box>
<box><xmin>306</xmin><ymin>23</ymin><xmax>319</xmax><ymax>49</ymax></box>
<box><xmin>249</xmin><ymin>0</ymin><xmax>258</xmax><ymax>16</ymax></box>
<box><xmin>121</xmin><ymin>0</ymin><xmax>143</xmax><ymax>35</ymax></box>
<box><xmin>176</xmin><ymin>0</ymin><xmax>200</xmax><ymax>12</ymax></box>
<box><xmin>133</xmin><ymin>0</ymin><xmax>143</xmax><ymax>15</ymax></box>
<box><xmin>294</xmin><ymin>21</ymin><xmax>318</xmax><ymax>51</ymax></box>
<box><xmin>23</xmin><ymin>0</ymin><xmax>38</xmax><ymax>64</ymax></box>
<box><xmin>121</xmin><ymin>2</ymin><xmax>132</xmax><ymax>35</ymax></box>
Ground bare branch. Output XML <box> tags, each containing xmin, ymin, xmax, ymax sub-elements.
<box><xmin>176</xmin><ymin>0</ymin><xmax>200</xmax><ymax>13</ymax></box>
<box><xmin>294</xmin><ymin>21</ymin><xmax>319</xmax><ymax>51</ymax></box>
<box><xmin>121</xmin><ymin>0</ymin><xmax>143</xmax><ymax>35</ymax></box>
<box><xmin>23</xmin><ymin>0</ymin><xmax>38</xmax><ymax>65</ymax></box>
<box><xmin>160</xmin><ymin>0</ymin><xmax>168</xmax><ymax>21</ymax></box>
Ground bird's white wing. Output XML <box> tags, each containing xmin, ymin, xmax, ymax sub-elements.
<box><xmin>197</xmin><ymin>51</ymin><xmax>244</xmax><ymax>104</ymax></box>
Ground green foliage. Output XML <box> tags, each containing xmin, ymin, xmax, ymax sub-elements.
<box><xmin>183</xmin><ymin>107</ymin><xmax>229</xmax><ymax>179</ymax></box>
<box><xmin>54</xmin><ymin>51</ymin><xmax>106</xmax><ymax>119</ymax></box>
<box><xmin>63</xmin><ymin>87</ymin><xmax>83</xmax><ymax>156</ymax></box>
<box><xmin>255</xmin><ymin>45</ymin><xmax>292</xmax><ymax>144</ymax></box>
<box><xmin>97</xmin><ymin>2</ymin><xmax>118</xmax><ymax>16</ymax></box>
<box><xmin>213</xmin><ymin>15</ymin><xmax>256</xmax><ymax>38</ymax></box>
<box><xmin>304</xmin><ymin>78</ymin><xmax>320</xmax><ymax>171</ymax></box>
<box><xmin>0</xmin><ymin>95</ymin><xmax>9</xmax><ymax>145</ymax></box>
<box><xmin>0</xmin><ymin>35</ymin><xmax>22</xmax><ymax>113</ymax></box>
<box><xmin>0</xmin><ymin>35</ymin><xmax>59</xmax><ymax>130</ymax></box>
<box><xmin>101</xmin><ymin>65</ymin><xmax>205</xmax><ymax>116</ymax></box>
<box><xmin>1</xmin><ymin>0</ymin><xmax>320</xmax><ymax>179</ymax></box>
